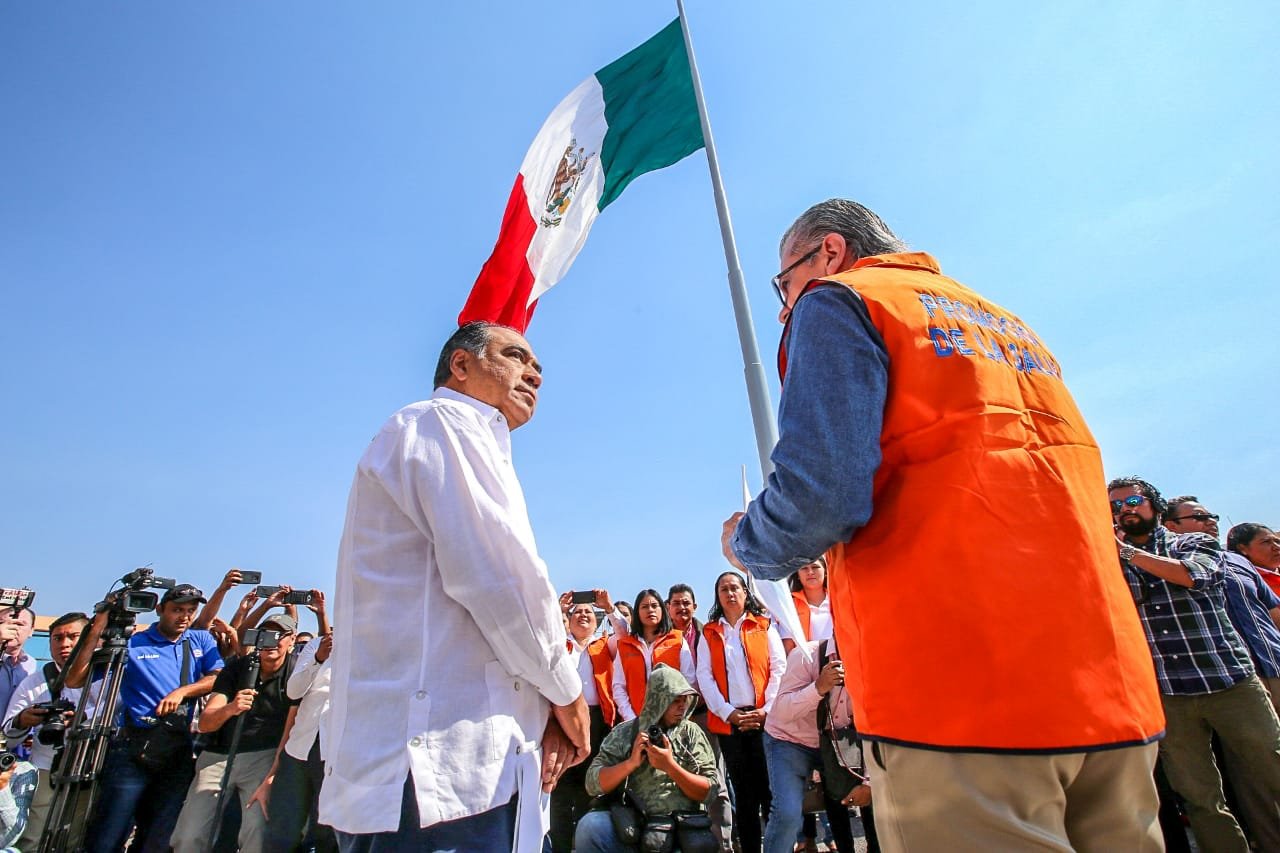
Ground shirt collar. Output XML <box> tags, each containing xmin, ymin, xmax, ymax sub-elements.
<box><xmin>850</xmin><ymin>252</ymin><xmax>941</xmax><ymax>275</ymax></box>
<box><xmin>432</xmin><ymin>387</ymin><xmax>513</xmax><ymax>452</ymax></box>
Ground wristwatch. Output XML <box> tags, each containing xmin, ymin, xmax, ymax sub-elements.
<box><xmin>1119</xmin><ymin>544</ymin><xmax>1138</xmax><ymax>563</ymax></box>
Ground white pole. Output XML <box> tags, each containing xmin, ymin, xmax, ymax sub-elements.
<box><xmin>678</xmin><ymin>2</ymin><xmax>810</xmax><ymax>657</ymax></box>
<box><xmin>676</xmin><ymin>0</ymin><xmax>779</xmax><ymax>480</ymax></box>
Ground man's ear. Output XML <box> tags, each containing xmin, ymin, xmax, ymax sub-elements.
<box><xmin>448</xmin><ymin>347</ymin><xmax>472</xmax><ymax>383</ymax></box>
<box><xmin>819</xmin><ymin>232</ymin><xmax>853</xmax><ymax>274</ymax></box>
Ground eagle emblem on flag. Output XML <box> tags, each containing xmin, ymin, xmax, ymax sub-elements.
<box><xmin>540</xmin><ymin>139</ymin><xmax>596</xmax><ymax>227</ymax></box>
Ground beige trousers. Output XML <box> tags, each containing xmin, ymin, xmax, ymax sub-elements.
<box><xmin>863</xmin><ymin>741</ymin><xmax>1163</xmax><ymax>852</ymax></box>
<box><xmin>170</xmin><ymin>747</ymin><xmax>276</xmax><ymax>853</ymax></box>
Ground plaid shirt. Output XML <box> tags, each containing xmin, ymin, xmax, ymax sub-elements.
<box><xmin>1123</xmin><ymin>526</ymin><xmax>1254</xmax><ymax>695</ymax></box>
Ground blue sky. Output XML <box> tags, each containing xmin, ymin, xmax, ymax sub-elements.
<box><xmin>3</xmin><ymin>1</ymin><xmax>1277</xmax><ymax>625</ymax></box>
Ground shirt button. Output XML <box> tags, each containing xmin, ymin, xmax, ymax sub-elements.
<box><xmin>410</xmin><ymin>736</ymin><xmax>423</xmax><ymax>747</ymax></box>
<box><xmin>1162</xmin><ymin>630</ymin><xmax>1169</xmax><ymax>635</ymax></box>
<box><xmin>514</xmin><ymin>682</ymin><xmax>521</xmax><ymax>691</ymax></box>
<box><xmin>516</xmin><ymin>745</ymin><xmax>523</xmax><ymax>755</ymax></box>
<box><xmin>415</xmin><ymin>691</ymin><xmax>427</xmax><ymax>700</ymax></box>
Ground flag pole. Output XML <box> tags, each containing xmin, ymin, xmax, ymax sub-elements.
<box><xmin>679</xmin><ymin>2</ymin><xmax>811</xmax><ymax>659</ymax></box>
<box><xmin>676</xmin><ymin>0</ymin><xmax>779</xmax><ymax>480</ymax></box>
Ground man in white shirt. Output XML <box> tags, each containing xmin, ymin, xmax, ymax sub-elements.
<box><xmin>323</xmin><ymin>322</ymin><xmax>590</xmax><ymax>852</ymax></box>
<box><xmin>3</xmin><ymin>612</ymin><xmax>97</xmax><ymax>852</ymax></box>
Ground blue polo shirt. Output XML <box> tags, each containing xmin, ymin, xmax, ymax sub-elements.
<box><xmin>117</xmin><ymin>625</ymin><xmax>223</xmax><ymax>727</ymax></box>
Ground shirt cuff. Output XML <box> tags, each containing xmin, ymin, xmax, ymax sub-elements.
<box><xmin>539</xmin><ymin>653</ymin><xmax>585</xmax><ymax>707</ymax></box>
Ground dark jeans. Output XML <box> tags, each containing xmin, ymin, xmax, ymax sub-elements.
<box><xmin>721</xmin><ymin>726</ymin><xmax>771</xmax><ymax>853</ymax></box>
<box><xmin>87</xmin><ymin>738</ymin><xmax>196</xmax><ymax>853</ymax></box>
<box><xmin>335</xmin><ymin>777</ymin><xmax>517</xmax><ymax>853</ymax></box>
<box><xmin>267</xmin><ymin>737</ymin><xmax>338</xmax><ymax>852</ymax></box>
<box><xmin>549</xmin><ymin>704</ymin><xmax>609</xmax><ymax>853</ymax></box>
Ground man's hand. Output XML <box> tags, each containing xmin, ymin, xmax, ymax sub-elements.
<box><xmin>228</xmin><ymin>689</ymin><xmax>257</xmax><ymax>716</ymax></box>
<box><xmin>540</xmin><ymin>715</ymin><xmax>578</xmax><ymax>793</ymax></box>
<box><xmin>219</xmin><ymin>569</ymin><xmax>244</xmax><ymax>593</ymax></box>
<box><xmin>314</xmin><ymin>633</ymin><xmax>333</xmax><ymax>664</ymax></box>
<box><xmin>306</xmin><ymin>589</ymin><xmax>326</xmax><ymax>615</ymax></box>
<box><xmin>16</xmin><ymin>705</ymin><xmax>49</xmax><ymax>729</ymax></box>
<box><xmin>628</xmin><ymin>727</ymin><xmax>649</xmax><ymax>771</ymax></box>
<box><xmin>646</xmin><ymin>732</ymin><xmax>679</xmax><ymax>775</ymax></box>
<box><xmin>266</xmin><ymin>586</ymin><xmax>292</xmax><ymax>607</ymax></box>
<box><xmin>816</xmin><ymin>659</ymin><xmax>845</xmax><ymax>695</ymax></box>
<box><xmin>0</xmin><ymin>623</ymin><xmax>19</xmax><ymax>645</ymax></box>
<box><xmin>246</xmin><ymin>777</ymin><xmax>272</xmax><ymax>817</ymax></box>
<box><xmin>730</xmin><ymin>708</ymin><xmax>765</xmax><ymax>730</ymax></box>
<box><xmin>236</xmin><ymin>591</ymin><xmax>259</xmax><ymax>614</ymax></box>
<box><xmin>156</xmin><ymin>689</ymin><xmax>188</xmax><ymax>717</ymax></box>
<box><xmin>842</xmin><ymin>783</ymin><xmax>872</xmax><ymax>808</ymax></box>
<box><xmin>541</xmin><ymin>694</ymin><xmax>590</xmax><ymax>791</ymax></box>
<box><xmin>721</xmin><ymin>512</ymin><xmax>748</xmax><ymax>572</ymax></box>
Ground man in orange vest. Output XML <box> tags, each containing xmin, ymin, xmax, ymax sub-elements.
<box><xmin>721</xmin><ymin>199</ymin><xmax>1166</xmax><ymax>851</ymax></box>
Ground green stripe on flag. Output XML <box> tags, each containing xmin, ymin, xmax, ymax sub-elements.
<box><xmin>595</xmin><ymin>18</ymin><xmax>705</xmax><ymax>211</ymax></box>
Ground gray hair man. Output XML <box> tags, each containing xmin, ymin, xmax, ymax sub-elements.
<box><xmin>722</xmin><ymin>199</ymin><xmax>1166</xmax><ymax>851</ymax></box>
<box><xmin>322</xmin><ymin>321</ymin><xmax>590</xmax><ymax>851</ymax></box>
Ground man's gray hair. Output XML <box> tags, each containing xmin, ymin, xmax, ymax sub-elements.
<box><xmin>433</xmin><ymin>321</ymin><xmax>500</xmax><ymax>388</ymax></box>
<box><xmin>780</xmin><ymin>199</ymin><xmax>907</xmax><ymax>259</ymax></box>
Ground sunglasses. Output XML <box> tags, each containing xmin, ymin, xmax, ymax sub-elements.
<box><xmin>1171</xmin><ymin>512</ymin><xmax>1220</xmax><ymax>523</ymax></box>
<box><xmin>1110</xmin><ymin>495</ymin><xmax>1148</xmax><ymax>513</ymax></box>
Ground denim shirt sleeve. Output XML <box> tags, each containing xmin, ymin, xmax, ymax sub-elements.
<box><xmin>731</xmin><ymin>285</ymin><xmax>888</xmax><ymax>579</ymax></box>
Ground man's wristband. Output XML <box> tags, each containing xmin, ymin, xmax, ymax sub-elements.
<box><xmin>1119</xmin><ymin>544</ymin><xmax>1138</xmax><ymax>563</ymax></box>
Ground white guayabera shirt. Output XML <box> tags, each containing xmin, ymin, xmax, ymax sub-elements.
<box><xmin>322</xmin><ymin>388</ymin><xmax>581</xmax><ymax>846</ymax></box>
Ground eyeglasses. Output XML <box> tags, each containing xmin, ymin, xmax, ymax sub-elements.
<box><xmin>770</xmin><ymin>244</ymin><xmax>822</xmax><ymax>306</ymax></box>
<box><xmin>1110</xmin><ymin>495</ymin><xmax>1148</xmax><ymax>513</ymax></box>
<box><xmin>1171</xmin><ymin>513</ymin><xmax>1219</xmax><ymax>523</ymax></box>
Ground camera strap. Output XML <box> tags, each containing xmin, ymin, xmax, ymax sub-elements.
<box><xmin>43</xmin><ymin>661</ymin><xmax>62</xmax><ymax>703</ymax></box>
<box><xmin>179</xmin><ymin>636</ymin><xmax>192</xmax><ymax>689</ymax></box>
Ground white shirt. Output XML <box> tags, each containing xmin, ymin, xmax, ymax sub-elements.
<box><xmin>568</xmin><ymin>638</ymin><xmax>598</xmax><ymax>707</ymax></box>
<box><xmin>696</xmin><ymin>615</ymin><xmax>786</xmax><ymax>722</ymax></box>
<box><xmin>776</xmin><ymin>595</ymin><xmax>833</xmax><ymax>643</ymax></box>
<box><xmin>323</xmin><ymin>388</ymin><xmax>580</xmax><ymax>837</ymax></box>
<box><xmin>284</xmin><ymin>638</ymin><xmax>331</xmax><ymax>762</ymax></box>
<box><xmin>610</xmin><ymin>635</ymin><xmax>697</xmax><ymax>722</ymax></box>
<box><xmin>3</xmin><ymin>667</ymin><xmax>99</xmax><ymax>772</ymax></box>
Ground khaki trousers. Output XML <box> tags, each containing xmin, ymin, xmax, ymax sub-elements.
<box><xmin>1160</xmin><ymin>674</ymin><xmax>1280</xmax><ymax>853</ymax></box>
<box><xmin>863</xmin><ymin>741</ymin><xmax>1162</xmax><ymax>852</ymax></box>
<box><xmin>170</xmin><ymin>747</ymin><xmax>276</xmax><ymax>853</ymax></box>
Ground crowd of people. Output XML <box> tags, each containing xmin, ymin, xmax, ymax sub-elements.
<box><xmin>5</xmin><ymin>490</ymin><xmax>1274</xmax><ymax>853</ymax></box>
<box><xmin>5</xmin><ymin>197</ymin><xmax>1279</xmax><ymax>853</ymax></box>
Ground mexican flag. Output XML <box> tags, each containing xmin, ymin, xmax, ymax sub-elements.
<box><xmin>459</xmin><ymin>19</ymin><xmax>705</xmax><ymax>332</ymax></box>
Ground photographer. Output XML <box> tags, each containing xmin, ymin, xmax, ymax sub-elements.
<box><xmin>64</xmin><ymin>583</ymin><xmax>224</xmax><ymax>853</ymax></box>
<box><xmin>0</xmin><ymin>608</ymin><xmax>37</xmax><ymax>717</ymax></box>
<box><xmin>0</xmin><ymin>745</ymin><xmax>37</xmax><ymax>849</ymax></box>
<box><xmin>170</xmin><ymin>613</ymin><xmax>299</xmax><ymax>853</ymax></box>
<box><xmin>577</xmin><ymin>665</ymin><xmax>719</xmax><ymax>852</ymax></box>
<box><xmin>3</xmin><ymin>612</ymin><xmax>95</xmax><ymax>851</ymax></box>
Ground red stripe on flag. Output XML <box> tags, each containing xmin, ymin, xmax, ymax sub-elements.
<box><xmin>459</xmin><ymin>174</ymin><xmax>539</xmax><ymax>333</ymax></box>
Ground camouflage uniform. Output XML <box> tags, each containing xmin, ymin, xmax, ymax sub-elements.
<box><xmin>586</xmin><ymin>664</ymin><xmax>719</xmax><ymax>814</ymax></box>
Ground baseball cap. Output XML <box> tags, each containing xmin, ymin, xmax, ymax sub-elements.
<box><xmin>160</xmin><ymin>584</ymin><xmax>207</xmax><ymax>605</ymax></box>
<box><xmin>261</xmin><ymin>613</ymin><xmax>298</xmax><ymax>634</ymax></box>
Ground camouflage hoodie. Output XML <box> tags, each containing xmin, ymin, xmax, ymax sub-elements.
<box><xmin>585</xmin><ymin>663</ymin><xmax>719</xmax><ymax>814</ymax></box>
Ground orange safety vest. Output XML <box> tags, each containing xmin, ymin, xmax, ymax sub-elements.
<box><xmin>569</xmin><ymin>637</ymin><xmax>618</xmax><ymax>727</ymax></box>
<box><xmin>791</xmin><ymin>591</ymin><xmax>812</xmax><ymax>641</ymax></box>
<box><xmin>617</xmin><ymin>631</ymin><xmax>683</xmax><ymax>716</ymax></box>
<box><xmin>701</xmin><ymin>614</ymin><xmax>772</xmax><ymax>735</ymax></box>
<box><xmin>782</xmin><ymin>253</ymin><xmax>1163</xmax><ymax>752</ymax></box>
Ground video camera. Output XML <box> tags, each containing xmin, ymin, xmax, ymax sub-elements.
<box><xmin>0</xmin><ymin>735</ymin><xmax>17</xmax><ymax>773</ymax></box>
<box><xmin>241</xmin><ymin>628</ymin><xmax>282</xmax><ymax>650</ymax></box>
<box><xmin>95</xmin><ymin>568</ymin><xmax>176</xmax><ymax>620</ymax></box>
<box><xmin>0</xmin><ymin>588</ymin><xmax>35</xmax><ymax>612</ymax></box>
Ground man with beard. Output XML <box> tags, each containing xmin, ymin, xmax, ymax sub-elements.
<box><xmin>1108</xmin><ymin>476</ymin><xmax>1280</xmax><ymax>853</ymax></box>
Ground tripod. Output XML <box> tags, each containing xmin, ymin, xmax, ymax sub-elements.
<box><xmin>38</xmin><ymin>610</ymin><xmax>137</xmax><ymax>853</ymax></box>
<box><xmin>208</xmin><ymin>648</ymin><xmax>261</xmax><ymax>851</ymax></box>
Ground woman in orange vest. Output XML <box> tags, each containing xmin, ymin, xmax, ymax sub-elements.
<box><xmin>779</xmin><ymin>556</ymin><xmax>832</xmax><ymax>656</ymax></box>
<box><xmin>610</xmin><ymin>589</ymin><xmax>696</xmax><ymax>723</ymax></box>
<box><xmin>696</xmin><ymin>571</ymin><xmax>786</xmax><ymax>853</ymax></box>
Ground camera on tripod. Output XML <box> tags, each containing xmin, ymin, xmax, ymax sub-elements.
<box><xmin>95</xmin><ymin>568</ymin><xmax>176</xmax><ymax>620</ymax></box>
